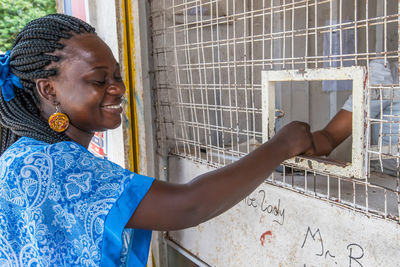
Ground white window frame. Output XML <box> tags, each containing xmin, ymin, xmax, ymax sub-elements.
<box><xmin>262</xmin><ymin>67</ymin><xmax>368</xmax><ymax>179</ymax></box>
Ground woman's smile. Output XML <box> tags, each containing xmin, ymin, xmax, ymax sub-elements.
<box><xmin>101</xmin><ymin>102</ymin><xmax>123</xmax><ymax>114</ymax></box>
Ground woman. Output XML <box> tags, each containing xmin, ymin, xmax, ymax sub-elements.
<box><xmin>0</xmin><ymin>14</ymin><xmax>313</xmax><ymax>266</ymax></box>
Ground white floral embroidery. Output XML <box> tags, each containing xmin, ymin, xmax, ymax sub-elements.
<box><xmin>52</xmin><ymin>204</ymin><xmax>76</xmax><ymax>232</ymax></box>
<box><xmin>65</xmin><ymin>172</ymin><xmax>92</xmax><ymax>200</ymax></box>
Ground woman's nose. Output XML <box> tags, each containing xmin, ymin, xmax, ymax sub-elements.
<box><xmin>107</xmin><ymin>82</ymin><xmax>125</xmax><ymax>96</ymax></box>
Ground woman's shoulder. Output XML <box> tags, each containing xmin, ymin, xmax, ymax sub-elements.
<box><xmin>0</xmin><ymin>137</ymin><xmax>143</xmax><ymax>199</ymax></box>
<box><xmin>1</xmin><ymin>137</ymin><xmax>126</xmax><ymax>174</ymax></box>
<box><xmin>2</xmin><ymin>136</ymin><xmax>90</xmax><ymax>162</ymax></box>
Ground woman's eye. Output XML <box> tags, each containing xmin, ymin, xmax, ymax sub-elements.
<box><xmin>92</xmin><ymin>80</ymin><xmax>106</xmax><ymax>85</ymax></box>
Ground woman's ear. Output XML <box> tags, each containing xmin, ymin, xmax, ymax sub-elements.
<box><xmin>35</xmin><ymin>78</ymin><xmax>57</xmax><ymax>104</ymax></box>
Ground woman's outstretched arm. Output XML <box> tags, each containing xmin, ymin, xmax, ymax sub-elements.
<box><xmin>127</xmin><ymin>121</ymin><xmax>313</xmax><ymax>231</ymax></box>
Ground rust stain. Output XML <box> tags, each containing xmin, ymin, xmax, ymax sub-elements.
<box><xmin>307</xmin><ymin>160</ymin><xmax>312</xmax><ymax>169</ymax></box>
<box><xmin>363</xmin><ymin>71</ymin><xmax>369</xmax><ymax>89</ymax></box>
<box><xmin>297</xmin><ymin>69</ymin><xmax>306</xmax><ymax>74</ymax></box>
<box><xmin>260</xmin><ymin>230</ymin><xmax>272</xmax><ymax>246</ymax></box>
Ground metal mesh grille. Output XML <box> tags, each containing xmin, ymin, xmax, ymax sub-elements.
<box><xmin>150</xmin><ymin>0</ymin><xmax>399</xmax><ymax>223</ymax></box>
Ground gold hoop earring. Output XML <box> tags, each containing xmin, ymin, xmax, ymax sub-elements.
<box><xmin>48</xmin><ymin>105</ymin><xmax>69</xmax><ymax>133</ymax></box>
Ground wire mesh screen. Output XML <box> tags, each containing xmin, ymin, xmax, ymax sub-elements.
<box><xmin>150</xmin><ymin>0</ymin><xmax>399</xmax><ymax>223</ymax></box>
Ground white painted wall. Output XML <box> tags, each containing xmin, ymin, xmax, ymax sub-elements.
<box><xmin>168</xmin><ymin>156</ymin><xmax>400</xmax><ymax>267</ymax></box>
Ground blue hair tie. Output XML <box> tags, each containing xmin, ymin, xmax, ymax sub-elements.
<box><xmin>0</xmin><ymin>51</ymin><xmax>23</xmax><ymax>102</ymax></box>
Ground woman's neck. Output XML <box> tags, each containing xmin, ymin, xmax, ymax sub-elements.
<box><xmin>65</xmin><ymin>126</ymin><xmax>94</xmax><ymax>148</ymax></box>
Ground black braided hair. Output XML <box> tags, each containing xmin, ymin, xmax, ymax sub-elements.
<box><xmin>0</xmin><ymin>14</ymin><xmax>95</xmax><ymax>154</ymax></box>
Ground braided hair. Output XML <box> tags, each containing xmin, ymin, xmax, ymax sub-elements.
<box><xmin>0</xmin><ymin>14</ymin><xmax>95</xmax><ymax>154</ymax></box>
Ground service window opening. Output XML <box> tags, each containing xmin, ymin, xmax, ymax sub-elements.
<box><xmin>262</xmin><ymin>67</ymin><xmax>367</xmax><ymax>178</ymax></box>
<box><xmin>274</xmin><ymin>80</ymin><xmax>353</xmax><ymax>163</ymax></box>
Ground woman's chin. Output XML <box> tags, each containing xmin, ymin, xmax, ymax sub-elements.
<box><xmin>103</xmin><ymin>120</ymin><xmax>122</xmax><ymax>131</ymax></box>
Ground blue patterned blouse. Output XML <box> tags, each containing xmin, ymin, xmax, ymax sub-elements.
<box><xmin>0</xmin><ymin>137</ymin><xmax>155</xmax><ymax>266</ymax></box>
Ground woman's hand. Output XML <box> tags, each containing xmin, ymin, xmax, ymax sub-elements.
<box><xmin>271</xmin><ymin>121</ymin><xmax>314</xmax><ymax>159</ymax></box>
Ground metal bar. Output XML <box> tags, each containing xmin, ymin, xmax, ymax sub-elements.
<box><xmin>164</xmin><ymin>234</ymin><xmax>211</xmax><ymax>267</ymax></box>
<box><xmin>397</xmin><ymin>0</ymin><xmax>400</xmax><ymax>224</ymax></box>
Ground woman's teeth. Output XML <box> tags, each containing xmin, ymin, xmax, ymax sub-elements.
<box><xmin>104</xmin><ymin>104</ymin><xmax>121</xmax><ymax>109</ymax></box>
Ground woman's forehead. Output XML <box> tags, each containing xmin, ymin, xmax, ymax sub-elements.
<box><xmin>60</xmin><ymin>33</ymin><xmax>116</xmax><ymax>67</ymax></box>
